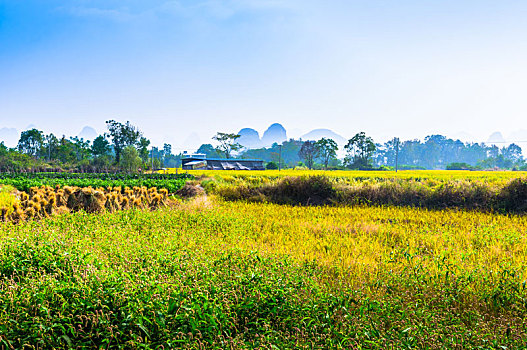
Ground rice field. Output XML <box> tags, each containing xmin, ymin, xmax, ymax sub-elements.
<box><xmin>175</xmin><ymin>168</ymin><xmax>527</xmax><ymax>182</ymax></box>
<box><xmin>1</xmin><ymin>170</ymin><xmax>527</xmax><ymax>348</ymax></box>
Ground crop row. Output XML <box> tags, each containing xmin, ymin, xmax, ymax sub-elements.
<box><xmin>0</xmin><ymin>173</ymin><xmax>192</xmax><ymax>192</ymax></box>
<box><xmin>0</xmin><ymin>172</ymin><xmax>193</xmax><ymax>180</ymax></box>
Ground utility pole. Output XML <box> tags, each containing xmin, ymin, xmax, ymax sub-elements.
<box><xmin>151</xmin><ymin>148</ymin><xmax>154</xmax><ymax>172</ymax></box>
<box><xmin>395</xmin><ymin>137</ymin><xmax>399</xmax><ymax>173</ymax></box>
<box><xmin>278</xmin><ymin>145</ymin><xmax>282</xmax><ymax>171</ymax></box>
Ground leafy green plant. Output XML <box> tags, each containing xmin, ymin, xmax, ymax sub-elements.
<box><xmin>0</xmin><ymin>172</ymin><xmax>193</xmax><ymax>193</ymax></box>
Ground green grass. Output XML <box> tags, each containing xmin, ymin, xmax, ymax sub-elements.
<box><xmin>0</xmin><ymin>203</ymin><xmax>526</xmax><ymax>348</ymax></box>
<box><xmin>0</xmin><ymin>172</ymin><xmax>192</xmax><ymax>193</ymax></box>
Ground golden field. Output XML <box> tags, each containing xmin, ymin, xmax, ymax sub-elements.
<box><xmin>1</xmin><ymin>196</ymin><xmax>527</xmax><ymax>348</ymax></box>
<box><xmin>2</xmin><ymin>170</ymin><xmax>527</xmax><ymax>347</ymax></box>
<box><xmin>165</xmin><ymin>168</ymin><xmax>527</xmax><ymax>181</ymax></box>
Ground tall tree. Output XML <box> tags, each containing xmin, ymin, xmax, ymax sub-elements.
<box><xmin>344</xmin><ymin>132</ymin><xmax>376</xmax><ymax>169</ymax></box>
<box><xmin>502</xmin><ymin>143</ymin><xmax>523</xmax><ymax>164</ymax></box>
<box><xmin>105</xmin><ymin>120</ymin><xmax>141</xmax><ymax>163</ymax></box>
<box><xmin>17</xmin><ymin>129</ymin><xmax>44</xmax><ymax>157</ymax></box>
<box><xmin>92</xmin><ymin>135</ymin><xmax>112</xmax><ymax>158</ymax></box>
<box><xmin>315</xmin><ymin>138</ymin><xmax>338</xmax><ymax>170</ymax></box>
<box><xmin>196</xmin><ymin>144</ymin><xmax>222</xmax><ymax>158</ymax></box>
<box><xmin>55</xmin><ymin>136</ymin><xmax>77</xmax><ymax>163</ymax></box>
<box><xmin>44</xmin><ymin>133</ymin><xmax>59</xmax><ymax>161</ymax></box>
<box><xmin>163</xmin><ymin>143</ymin><xmax>172</xmax><ymax>157</ymax></box>
<box><xmin>299</xmin><ymin>140</ymin><xmax>317</xmax><ymax>169</ymax></box>
<box><xmin>70</xmin><ymin>137</ymin><xmax>91</xmax><ymax>162</ymax></box>
<box><xmin>212</xmin><ymin>132</ymin><xmax>242</xmax><ymax>158</ymax></box>
<box><xmin>137</xmin><ymin>137</ymin><xmax>151</xmax><ymax>164</ymax></box>
<box><xmin>120</xmin><ymin>145</ymin><xmax>142</xmax><ymax>173</ymax></box>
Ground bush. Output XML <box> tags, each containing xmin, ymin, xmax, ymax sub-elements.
<box><xmin>176</xmin><ymin>184</ymin><xmax>205</xmax><ymax>198</ymax></box>
<box><xmin>497</xmin><ymin>178</ymin><xmax>527</xmax><ymax>213</ymax></box>
<box><xmin>446</xmin><ymin>162</ymin><xmax>474</xmax><ymax>170</ymax></box>
<box><xmin>262</xmin><ymin>176</ymin><xmax>336</xmax><ymax>205</ymax></box>
<box><xmin>266</xmin><ymin>162</ymin><xmax>278</xmax><ymax>170</ymax></box>
<box><xmin>215</xmin><ymin>176</ymin><xmax>336</xmax><ymax>206</ymax></box>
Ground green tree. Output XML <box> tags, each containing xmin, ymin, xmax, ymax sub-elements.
<box><xmin>91</xmin><ymin>135</ymin><xmax>113</xmax><ymax>169</ymax></box>
<box><xmin>44</xmin><ymin>134</ymin><xmax>59</xmax><ymax>161</ymax></box>
<box><xmin>70</xmin><ymin>137</ymin><xmax>91</xmax><ymax>162</ymax></box>
<box><xmin>151</xmin><ymin>146</ymin><xmax>163</xmax><ymax>169</ymax></box>
<box><xmin>344</xmin><ymin>132</ymin><xmax>376</xmax><ymax>169</ymax></box>
<box><xmin>196</xmin><ymin>144</ymin><xmax>222</xmax><ymax>158</ymax></box>
<box><xmin>298</xmin><ymin>140</ymin><xmax>317</xmax><ymax>170</ymax></box>
<box><xmin>92</xmin><ymin>135</ymin><xmax>112</xmax><ymax>158</ymax></box>
<box><xmin>55</xmin><ymin>136</ymin><xmax>77</xmax><ymax>164</ymax></box>
<box><xmin>137</xmin><ymin>137</ymin><xmax>151</xmax><ymax>164</ymax></box>
<box><xmin>212</xmin><ymin>132</ymin><xmax>242</xmax><ymax>158</ymax></box>
<box><xmin>266</xmin><ymin>161</ymin><xmax>278</xmax><ymax>170</ymax></box>
<box><xmin>17</xmin><ymin>129</ymin><xmax>44</xmax><ymax>157</ymax></box>
<box><xmin>163</xmin><ymin>143</ymin><xmax>172</xmax><ymax>157</ymax></box>
<box><xmin>120</xmin><ymin>145</ymin><xmax>142</xmax><ymax>173</ymax></box>
<box><xmin>502</xmin><ymin>143</ymin><xmax>523</xmax><ymax>164</ymax></box>
<box><xmin>315</xmin><ymin>138</ymin><xmax>338</xmax><ymax>170</ymax></box>
<box><xmin>105</xmin><ymin>120</ymin><xmax>141</xmax><ymax>164</ymax></box>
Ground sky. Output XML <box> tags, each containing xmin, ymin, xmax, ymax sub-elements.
<box><xmin>2</xmin><ymin>0</ymin><xmax>527</xmax><ymax>150</ymax></box>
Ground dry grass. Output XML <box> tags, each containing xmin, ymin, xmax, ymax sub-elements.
<box><xmin>206</xmin><ymin>174</ymin><xmax>527</xmax><ymax>213</ymax></box>
<box><xmin>1</xmin><ymin>185</ymin><xmax>173</xmax><ymax>223</ymax></box>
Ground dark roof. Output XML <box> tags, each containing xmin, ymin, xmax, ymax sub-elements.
<box><xmin>183</xmin><ymin>157</ymin><xmax>263</xmax><ymax>162</ymax></box>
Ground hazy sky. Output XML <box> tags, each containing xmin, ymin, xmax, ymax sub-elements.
<box><xmin>2</xmin><ymin>0</ymin><xmax>527</xmax><ymax>150</ymax></box>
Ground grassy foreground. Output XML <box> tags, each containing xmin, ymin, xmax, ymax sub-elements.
<box><xmin>1</xmin><ymin>198</ymin><xmax>526</xmax><ymax>348</ymax></box>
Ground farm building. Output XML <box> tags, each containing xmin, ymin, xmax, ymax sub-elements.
<box><xmin>182</xmin><ymin>154</ymin><xmax>264</xmax><ymax>170</ymax></box>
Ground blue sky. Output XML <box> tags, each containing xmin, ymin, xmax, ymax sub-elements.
<box><xmin>2</xmin><ymin>0</ymin><xmax>527</xmax><ymax>149</ymax></box>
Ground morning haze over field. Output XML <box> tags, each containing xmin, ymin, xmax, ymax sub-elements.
<box><xmin>4</xmin><ymin>1</ymin><xmax>527</xmax><ymax>349</ymax></box>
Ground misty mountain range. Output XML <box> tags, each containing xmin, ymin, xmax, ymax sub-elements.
<box><xmin>2</xmin><ymin>124</ymin><xmax>527</xmax><ymax>150</ymax></box>
<box><xmin>237</xmin><ymin>123</ymin><xmax>348</xmax><ymax>148</ymax></box>
<box><xmin>0</xmin><ymin>126</ymin><xmax>100</xmax><ymax>148</ymax></box>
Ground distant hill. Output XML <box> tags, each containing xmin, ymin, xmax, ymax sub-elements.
<box><xmin>301</xmin><ymin>129</ymin><xmax>347</xmax><ymax>145</ymax></box>
<box><xmin>78</xmin><ymin>126</ymin><xmax>98</xmax><ymax>140</ymax></box>
<box><xmin>232</xmin><ymin>124</ymin><xmax>347</xmax><ymax>149</ymax></box>
<box><xmin>238</xmin><ymin>128</ymin><xmax>261</xmax><ymax>148</ymax></box>
<box><xmin>0</xmin><ymin>127</ymin><xmax>19</xmax><ymax>147</ymax></box>
<box><xmin>261</xmin><ymin>123</ymin><xmax>287</xmax><ymax>147</ymax></box>
<box><xmin>487</xmin><ymin>131</ymin><xmax>506</xmax><ymax>144</ymax></box>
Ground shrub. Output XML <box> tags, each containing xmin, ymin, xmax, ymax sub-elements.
<box><xmin>266</xmin><ymin>161</ymin><xmax>278</xmax><ymax>170</ymax></box>
<box><xmin>262</xmin><ymin>176</ymin><xmax>336</xmax><ymax>205</ymax></box>
<box><xmin>496</xmin><ymin>178</ymin><xmax>527</xmax><ymax>213</ymax></box>
<box><xmin>176</xmin><ymin>184</ymin><xmax>206</xmax><ymax>198</ymax></box>
<box><xmin>446</xmin><ymin>162</ymin><xmax>474</xmax><ymax>170</ymax></box>
<box><xmin>216</xmin><ymin>175</ymin><xmax>336</xmax><ymax>206</ymax></box>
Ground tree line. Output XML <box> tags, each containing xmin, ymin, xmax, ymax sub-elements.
<box><xmin>198</xmin><ymin>132</ymin><xmax>525</xmax><ymax>170</ymax></box>
<box><xmin>0</xmin><ymin>121</ymin><xmax>181</xmax><ymax>172</ymax></box>
<box><xmin>1</xmin><ymin>124</ymin><xmax>525</xmax><ymax>172</ymax></box>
